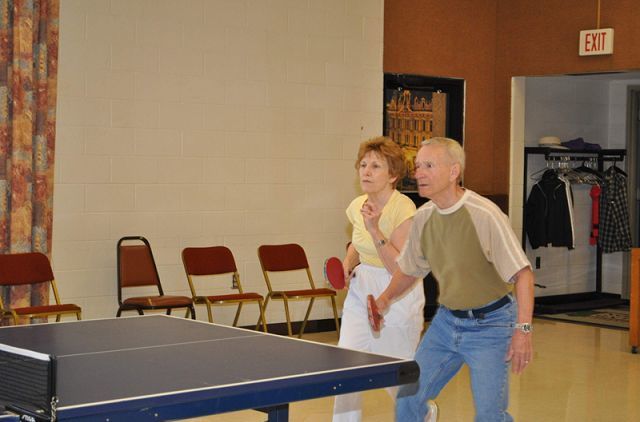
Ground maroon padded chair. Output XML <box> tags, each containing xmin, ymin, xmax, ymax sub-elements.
<box><xmin>0</xmin><ymin>252</ymin><xmax>81</xmax><ymax>325</ymax></box>
<box><xmin>257</xmin><ymin>243</ymin><xmax>339</xmax><ymax>338</ymax></box>
<box><xmin>182</xmin><ymin>246</ymin><xmax>266</xmax><ymax>330</ymax></box>
<box><xmin>117</xmin><ymin>236</ymin><xmax>195</xmax><ymax>319</ymax></box>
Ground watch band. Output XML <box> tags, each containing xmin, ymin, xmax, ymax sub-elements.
<box><xmin>514</xmin><ymin>322</ymin><xmax>532</xmax><ymax>333</ymax></box>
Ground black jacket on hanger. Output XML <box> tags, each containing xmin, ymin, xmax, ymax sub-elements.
<box><xmin>525</xmin><ymin>169</ymin><xmax>574</xmax><ymax>249</ymax></box>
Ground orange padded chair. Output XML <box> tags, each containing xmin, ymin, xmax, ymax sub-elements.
<box><xmin>0</xmin><ymin>252</ymin><xmax>81</xmax><ymax>325</ymax></box>
<box><xmin>117</xmin><ymin>236</ymin><xmax>195</xmax><ymax>319</ymax></box>
<box><xmin>182</xmin><ymin>246</ymin><xmax>267</xmax><ymax>331</ymax></box>
<box><xmin>257</xmin><ymin>243</ymin><xmax>340</xmax><ymax>338</ymax></box>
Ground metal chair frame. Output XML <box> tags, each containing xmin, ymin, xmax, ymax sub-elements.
<box><xmin>257</xmin><ymin>244</ymin><xmax>340</xmax><ymax>338</ymax></box>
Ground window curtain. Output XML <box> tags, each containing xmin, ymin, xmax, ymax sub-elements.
<box><xmin>0</xmin><ymin>0</ymin><xmax>59</xmax><ymax>323</ymax></box>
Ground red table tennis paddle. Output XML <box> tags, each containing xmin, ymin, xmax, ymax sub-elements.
<box><xmin>367</xmin><ymin>294</ymin><xmax>383</xmax><ymax>331</ymax></box>
<box><xmin>324</xmin><ymin>257</ymin><xmax>346</xmax><ymax>289</ymax></box>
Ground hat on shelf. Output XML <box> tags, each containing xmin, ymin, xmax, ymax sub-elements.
<box><xmin>538</xmin><ymin>136</ymin><xmax>569</xmax><ymax>149</ymax></box>
<box><xmin>561</xmin><ymin>137</ymin><xmax>602</xmax><ymax>151</ymax></box>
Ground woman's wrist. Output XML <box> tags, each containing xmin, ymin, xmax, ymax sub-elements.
<box><xmin>374</xmin><ymin>237</ymin><xmax>388</xmax><ymax>248</ymax></box>
<box><xmin>371</xmin><ymin>230</ymin><xmax>387</xmax><ymax>248</ymax></box>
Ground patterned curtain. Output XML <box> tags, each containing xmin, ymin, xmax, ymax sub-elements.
<box><xmin>0</xmin><ymin>0</ymin><xmax>59</xmax><ymax>323</ymax></box>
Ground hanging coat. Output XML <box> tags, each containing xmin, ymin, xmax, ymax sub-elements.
<box><xmin>599</xmin><ymin>167</ymin><xmax>631</xmax><ymax>253</ymax></box>
<box><xmin>525</xmin><ymin>169</ymin><xmax>575</xmax><ymax>249</ymax></box>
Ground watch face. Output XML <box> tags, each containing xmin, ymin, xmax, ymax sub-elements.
<box><xmin>519</xmin><ymin>323</ymin><xmax>532</xmax><ymax>333</ymax></box>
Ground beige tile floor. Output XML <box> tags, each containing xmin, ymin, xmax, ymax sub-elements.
<box><xmin>190</xmin><ymin>319</ymin><xmax>640</xmax><ymax>421</ymax></box>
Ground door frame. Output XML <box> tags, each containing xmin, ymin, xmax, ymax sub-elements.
<box><xmin>625</xmin><ymin>86</ymin><xmax>640</xmax><ymax>298</ymax></box>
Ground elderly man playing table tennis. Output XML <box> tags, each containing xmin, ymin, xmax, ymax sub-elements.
<box><xmin>372</xmin><ymin>137</ymin><xmax>534</xmax><ymax>422</ymax></box>
<box><xmin>332</xmin><ymin>136</ymin><xmax>425</xmax><ymax>422</ymax></box>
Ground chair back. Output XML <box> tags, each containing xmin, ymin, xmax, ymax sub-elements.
<box><xmin>257</xmin><ymin>244</ymin><xmax>309</xmax><ymax>272</ymax></box>
<box><xmin>257</xmin><ymin>244</ymin><xmax>316</xmax><ymax>292</ymax></box>
<box><xmin>182</xmin><ymin>246</ymin><xmax>237</xmax><ymax>276</ymax></box>
<box><xmin>182</xmin><ymin>246</ymin><xmax>241</xmax><ymax>296</ymax></box>
<box><xmin>117</xmin><ymin>237</ymin><xmax>164</xmax><ymax>303</ymax></box>
<box><xmin>0</xmin><ymin>253</ymin><xmax>54</xmax><ymax>286</ymax></box>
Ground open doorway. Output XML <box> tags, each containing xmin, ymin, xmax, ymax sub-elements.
<box><xmin>510</xmin><ymin>72</ymin><xmax>640</xmax><ymax>312</ymax></box>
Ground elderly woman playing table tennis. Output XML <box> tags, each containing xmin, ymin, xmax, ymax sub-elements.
<box><xmin>332</xmin><ymin>137</ymin><xmax>425</xmax><ymax>422</ymax></box>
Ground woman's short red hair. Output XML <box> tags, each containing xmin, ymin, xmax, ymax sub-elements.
<box><xmin>355</xmin><ymin>137</ymin><xmax>407</xmax><ymax>188</ymax></box>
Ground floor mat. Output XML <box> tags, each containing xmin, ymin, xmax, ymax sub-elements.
<box><xmin>536</xmin><ymin>306</ymin><xmax>629</xmax><ymax>329</ymax></box>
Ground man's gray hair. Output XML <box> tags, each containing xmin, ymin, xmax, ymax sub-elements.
<box><xmin>421</xmin><ymin>137</ymin><xmax>465</xmax><ymax>176</ymax></box>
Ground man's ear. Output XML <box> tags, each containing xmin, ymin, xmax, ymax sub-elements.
<box><xmin>450</xmin><ymin>163</ymin><xmax>461</xmax><ymax>181</ymax></box>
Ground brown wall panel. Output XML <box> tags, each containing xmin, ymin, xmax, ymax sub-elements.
<box><xmin>385</xmin><ymin>0</ymin><xmax>640</xmax><ymax>195</ymax></box>
<box><xmin>493</xmin><ymin>0</ymin><xmax>640</xmax><ymax>193</ymax></box>
<box><xmin>384</xmin><ymin>0</ymin><xmax>498</xmax><ymax>194</ymax></box>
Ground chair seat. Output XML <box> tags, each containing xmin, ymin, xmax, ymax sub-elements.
<box><xmin>273</xmin><ymin>288</ymin><xmax>336</xmax><ymax>298</ymax></box>
<box><xmin>14</xmin><ymin>304</ymin><xmax>81</xmax><ymax>315</ymax></box>
<box><xmin>123</xmin><ymin>295</ymin><xmax>193</xmax><ymax>307</ymax></box>
<box><xmin>201</xmin><ymin>292</ymin><xmax>263</xmax><ymax>302</ymax></box>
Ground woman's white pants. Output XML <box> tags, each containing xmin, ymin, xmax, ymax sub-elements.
<box><xmin>332</xmin><ymin>264</ymin><xmax>424</xmax><ymax>422</ymax></box>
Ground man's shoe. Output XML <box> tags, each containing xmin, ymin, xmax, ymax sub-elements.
<box><xmin>425</xmin><ymin>400</ymin><xmax>439</xmax><ymax>422</ymax></box>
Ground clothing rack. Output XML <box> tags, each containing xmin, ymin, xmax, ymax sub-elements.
<box><xmin>522</xmin><ymin>147</ymin><xmax>627</xmax><ymax>313</ymax></box>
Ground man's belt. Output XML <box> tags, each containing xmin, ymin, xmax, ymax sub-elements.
<box><xmin>449</xmin><ymin>295</ymin><xmax>511</xmax><ymax>319</ymax></box>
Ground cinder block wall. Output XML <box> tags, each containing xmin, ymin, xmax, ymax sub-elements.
<box><xmin>54</xmin><ymin>0</ymin><xmax>384</xmax><ymax>324</ymax></box>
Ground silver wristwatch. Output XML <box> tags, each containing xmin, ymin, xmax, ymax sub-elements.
<box><xmin>375</xmin><ymin>238</ymin><xmax>387</xmax><ymax>248</ymax></box>
<box><xmin>514</xmin><ymin>322</ymin><xmax>532</xmax><ymax>333</ymax></box>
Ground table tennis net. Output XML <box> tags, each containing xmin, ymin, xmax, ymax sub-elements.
<box><xmin>0</xmin><ymin>343</ymin><xmax>56</xmax><ymax>418</ymax></box>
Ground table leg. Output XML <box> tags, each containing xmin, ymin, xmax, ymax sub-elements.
<box><xmin>256</xmin><ymin>403</ymin><xmax>289</xmax><ymax>421</ymax></box>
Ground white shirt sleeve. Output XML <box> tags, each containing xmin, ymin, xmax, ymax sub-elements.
<box><xmin>397</xmin><ymin>206</ymin><xmax>431</xmax><ymax>279</ymax></box>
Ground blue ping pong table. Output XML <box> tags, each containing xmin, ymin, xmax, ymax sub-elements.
<box><xmin>0</xmin><ymin>315</ymin><xmax>419</xmax><ymax>421</ymax></box>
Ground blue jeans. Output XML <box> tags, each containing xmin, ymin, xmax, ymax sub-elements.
<box><xmin>396</xmin><ymin>296</ymin><xmax>516</xmax><ymax>422</ymax></box>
